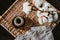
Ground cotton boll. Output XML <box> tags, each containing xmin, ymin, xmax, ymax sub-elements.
<box><xmin>48</xmin><ymin>18</ymin><xmax>53</xmax><ymax>23</ymax></box>
<box><xmin>35</xmin><ymin>4</ymin><xmax>43</xmax><ymax>11</ymax></box>
<box><xmin>41</xmin><ymin>12</ymin><xmax>48</xmax><ymax>17</ymax></box>
<box><xmin>36</xmin><ymin>11</ymin><xmax>41</xmax><ymax>17</ymax></box>
<box><xmin>23</xmin><ymin>2</ymin><xmax>31</xmax><ymax>14</ymax></box>
<box><xmin>49</xmin><ymin>8</ymin><xmax>58</xmax><ymax>21</ymax></box>
<box><xmin>42</xmin><ymin>17</ymin><xmax>48</xmax><ymax>23</ymax></box>
<box><xmin>37</xmin><ymin>12</ymin><xmax>49</xmax><ymax>24</ymax></box>
<box><xmin>48</xmin><ymin>14</ymin><xmax>53</xmax><ymax>22</ymax></box>
<box><xmin>53</xmin><ymin>12</ymin><xmax>58</xmax><ymax>21</ymax></box>
<box><xmin>33</xmin><ymin>0</ymin><xmax>44</xmax><ymax>11</ymax></box>
<box><xmin>38</xmin><ymin>7</ymin><xmax>43</xmax><ymax>11</ymax></box>
<box><xmin>38</xmin><ymin>18</ymin><xmax>43</xmax><ymax>24</ymax></box>
<box><xmin>44</xmin><ymin>2</ymin><xmax>51</xmax><ymax>7</ymax></box>
<box><xmin>37</xmin><ymin>11</ymin><xmax>48</xmax><ymax>18</ymax></box>
<box><xmin>38</xmin><ymin>17</ymin><xmax>48</xmax><ymax>25</ymax></box>
<box><xmin>42</xmin><ymin>12</ymin><xmax>53</xmax><ymax>23</ymax></box>
<box><xmin>42</xmin><ymin>2</ymin><xmax>51</xmax><ymax>11</ymax></box>
<box><xmin>33</xmin><ymin>0</ymin><xmax>44</xmax><ymax>7</ymax></box>
<box><xmin>49</xmin><ymin>8</ymin><xmax>56</xmax><ymax>12</ymax></box>
<box><xmin>37</xmin><ymin>11</ymin><xmax>55</xmax><ymax>24</ymax></box>
<box><xmin>42</xmin><ymin>6</ymin><xmax>49</xmax><ymax>11</ymax></box>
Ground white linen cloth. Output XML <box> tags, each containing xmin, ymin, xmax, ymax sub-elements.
<box><xmin>15</xmin><ymin>26</ymin><xmax>54</xmax><ymax>40</ymax></box>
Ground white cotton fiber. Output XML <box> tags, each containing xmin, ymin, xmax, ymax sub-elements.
<box><xmin>49</xmin><ymin>8</ymin><xmax>58</xmax><ymax>21</ymax></box>
<box><xmin>33</xmin><ymin>0</ymin><xmax>44</xmax><ymax>7</ymax></box>
<box><xmin>36</xmin><ymin>11</ymin><xmax>41</xmax><ymax>17</ymax></box>
<box><xmin>33</xmin><ymin>0</ymin><xmax>44</xmax><ymax>11</ymax></box>
<box><xmin>23</xmin><ymin>2</ymin><xmax>31</xmax><ymax>14</ymax></box>
<box><xmin>42</xmin><ymin>2</ymin><xmax>51</xmax><ymax>11</ymax></box>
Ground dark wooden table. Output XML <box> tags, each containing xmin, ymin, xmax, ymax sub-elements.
<box><xmin>0</xmin><ymin>25</ymin><xmax>14</xmax><ymax>40</ymax></box>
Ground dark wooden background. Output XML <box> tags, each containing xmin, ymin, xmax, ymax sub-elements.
<box><xmin>0</xmin><ymin>0</ymin><xmax>60</xmax><ymax>40</ymax></box>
